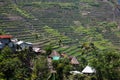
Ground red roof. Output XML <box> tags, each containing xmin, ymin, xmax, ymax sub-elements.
<box><xmin>0</xmin><ymin>35</ymin><xmax>12</xmax><ymax>39</ymax></box>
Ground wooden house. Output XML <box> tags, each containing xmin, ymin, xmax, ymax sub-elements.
<box><xmin>70</xmin><ymin>56</ymin><xmax>79</xmax><ymax>65</ymax></box>
<box><xmin>49</xmin><ymin>50</ymin><xmax>60</xmax><ymax>60</ymax></box>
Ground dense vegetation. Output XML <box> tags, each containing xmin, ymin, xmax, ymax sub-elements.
<box><xmin>0</xmin><ymin>0</ymin><xmax>120</xmax><ymax>79</ymax></box>
<box><xmin>0</xmin><ymin>43</ymin><xmax>120</xmax><ymax>80</ymax></box>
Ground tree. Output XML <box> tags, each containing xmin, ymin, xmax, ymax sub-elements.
<box><xmin>31</xmin><ymin>56</ymin><xmax>49</xmax><ymax>80</ymax></box>
<box><xmin>52</xmin><ymin>58</ymin><xmax>73</xmax><ymax>80</ymax></box>
<box><xmin>0</xmin><ymin>29</ymin><xmax>5</xmax><ymax>35</ymax></box>
<box><xmin>45</xmin><ymin>44</ymin><xmax>52</xmax><ymax>56</ymax></box>
<box><xmin>89</xmin><ymin>48</ymin><xmax>120</xmax><ymax>80</ymax></box>
<box><xmin>0</xmin><ymin>46</ymin><xmax>23</xmax><ymax>80</ymax></box>
<box><xmin>58</xmin><ymin>39</ymin><xmax>62</xmax><ymax>47</ymax></box>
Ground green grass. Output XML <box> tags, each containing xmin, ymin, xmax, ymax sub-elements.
<box><xmin>63</xmin><ymin>46</ymin><xmax>77</xmax><ymax>53</ymax></box>
<box><xmin>115</xmin><ymin>31</ymin><xmax>120</xmax><ymax>38</ymax></box>
<box><xmin>23</xmin><ymin>2</ymin><xmax>77</xmax><ymax>9</ymax></box>
<box><xmin>94</xmin><ymin>40</ymin><xmax>113</xmax><ymax>50</ymax></box>
<box><xmin>43</xmin><ymin>26</ymin><xmax>71</xmax><ymax>41</ymax></box>
<box><xmin>68</xmin><ymin>48</ymin><xmax>81</xmax><ymax>55</ymax></box>
<box><xmin>80</xmin><ymin>0</ymin><xmax>95</xmax><ymax>3</ymax></box>
<box><xmin>12</xmin><ymin>4</ymin><xmax>34</xmax><ymax>18</ymax></box>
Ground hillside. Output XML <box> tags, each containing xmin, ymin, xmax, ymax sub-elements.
<box><xmin>0</xmin><ymin>0</ymin><xmax>120</xmax><ymax>79</ymax></box>
<box><xmin>0</xmin><ymin>0</ymin><xmax>120</xmax><ymax>57</ymax></box>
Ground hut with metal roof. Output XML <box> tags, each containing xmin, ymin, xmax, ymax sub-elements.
<box><xmin>82</xmin><ymin>66</ymin><xmax>96</xmax><ymax>74</ymax></box>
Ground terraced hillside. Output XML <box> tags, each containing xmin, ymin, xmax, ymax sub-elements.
<box><xmin>0</xmin><ymin>0</ymin><xmax>120</xmax><ymax>57</ymax></box>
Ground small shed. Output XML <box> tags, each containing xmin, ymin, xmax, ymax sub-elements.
<box><xmin>82</xmin><ymin>66</ymin><xmax>96</xmax><ymax>74</ymax></box>
<box><xmin>49</xmin><ymin>50</ymin><xmax>60</xmax><ymax>60</ymax></box>
<box><xmin>32</xmin><ymin>47</ymin><xmax>46</xmax><ymax>53</ymax></box>
<box><xmin>70</xmin><ymin>56</ymin><xmax>79</xmax><ymax>65</ymax></box>
<box><xmin>50</xmin><ymin>50</ymin><xmax>60</xmax><ymax>57</ymax></box>
<box><xmin>33</xmin><ymin>47</ymin><xmax>41</xmax><ymax>53</ymax></box>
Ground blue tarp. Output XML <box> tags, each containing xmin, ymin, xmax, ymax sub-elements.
<box><xmin>52</xmin><ymin>56</ymin><xmax>60</xmax><ymax>60</ymax></box>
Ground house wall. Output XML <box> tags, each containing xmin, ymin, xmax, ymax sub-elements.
<box><xmin>19</xmin><ymin>43</ymin><xmax>32</xmax><ymax>50</ymax></box>
<box><xmin>0</xmin><ymin>38</ymin><xmax>16</xmax><ymax>51</ymax></box>
<box><xmin>0</xmin><ymin>43</ymin><xmax>4</xmax><ymax>49</ymax></box>
<box><xmin>0</xmin><ymin>38</ymin><xmax>11</xmax><ymax>45</ymax></box>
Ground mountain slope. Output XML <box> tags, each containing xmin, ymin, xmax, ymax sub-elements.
<box><xmin>0</xmin><ymin>0</ymin><xmax>120</xmax><ymax>56</ymax></box>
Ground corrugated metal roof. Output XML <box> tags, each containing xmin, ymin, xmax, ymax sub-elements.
<box><xmin>33</xmin><ymin>47</ymin><xmax>40</xmax><ymax>52</ymax></box>
<box><xmin>82</xmin><ymin>66</ymin><xmax>96</xmax><ymax>74</ymax></box>
<box><xmin>16</xmin><ymin>41</ymin><xmax>24</xmax><ymax>45</ymax></box>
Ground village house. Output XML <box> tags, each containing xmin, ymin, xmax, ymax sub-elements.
<box><xmin>70</xmin><ymin>56</ymin><xmax>79</xmax><ymax>65</ymax></box>
<box><xmin>16</xmin><ymin>41</ymin><xmax>32</xmax><ymax>51</ymax></box>
<box><xmin>0</xmin><ymin>35</ymin><xmax>34</xmax><ymax>52</ymax></box>
<box><xmin>0</xmin><ymin>35</ymin><xmax>15</xmax><ymax>51</ymax></box>
<box><xmin>82</xmin><ymin>65</ymin><xmax>96</xmax><ymax>74</ymax></box>
<box><xmin>49</xmin><ymin>50</ymin><xmax>60</xmax><ymax>60</ymax></box>
<box><xmin>49</xmin><ymin>50</ymin><xmax>80</xmax><ymax>65</ymax></box>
